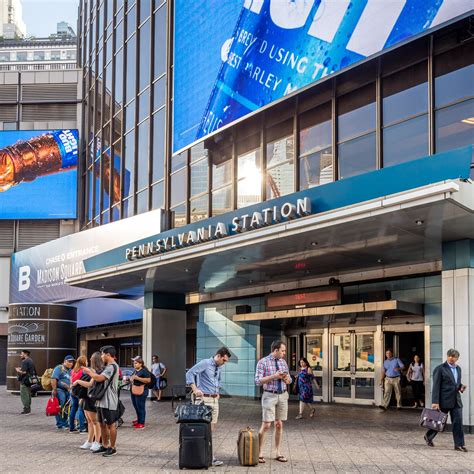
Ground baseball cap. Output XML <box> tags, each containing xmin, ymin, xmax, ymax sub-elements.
<box><xmin>64</xmin><ymin>355</ymin><xmax>75</xmax><ymax>361</ymax></box>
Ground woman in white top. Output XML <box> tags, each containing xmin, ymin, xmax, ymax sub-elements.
<box><xmin>407</xmin><ymin>354</ymin><xmax>424</xmax><ymax>408</ymax></box>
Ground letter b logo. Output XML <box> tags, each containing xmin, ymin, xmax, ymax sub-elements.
<box><xmin>19</xmin><ymin>266</ymin><xmax>31</xmax><ymax>291</ymax></box>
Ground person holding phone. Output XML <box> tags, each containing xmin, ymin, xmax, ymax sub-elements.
<box><xmin>424</xmin><ymin>349</ymin><xmax>468</xmax><ymax>452</ymax></box>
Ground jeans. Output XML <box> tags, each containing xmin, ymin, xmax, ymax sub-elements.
<box><xmin>20</xmin><ymin>383</ymin><xmax>31</xmax><ymax>410</ymax></box>
<box><xmin>131</xmin><ymin>387</ymin><xmax>149</xmax><ymax>424</ymax></box>
<box><xmin>69</xmin><ymin>394</ymin><xmax>86</xmax><ymax>431</ymax></box>
<box><xmin>55</xmin><ymin>389</ymin><xmax>69</xmax><ymax>428</ymax></box>
<box><xmin>426</xmin><ymin>405</ymin><xmax>465</xmax><ymax>447</ymax></box>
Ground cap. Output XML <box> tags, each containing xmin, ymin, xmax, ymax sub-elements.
<box><xmin>64</xmin><ymin>355</ymin><xmax>75</xmax><ymax>361</ymax></box>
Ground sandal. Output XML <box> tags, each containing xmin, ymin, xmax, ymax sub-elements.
<box><xmin>258</xmin><ymin>457</ymin><xmax>266</xmax><ymax>464</ymax></box>
<box><xmin>275</xmin><ymin>455</ymin><xmax>288</xmax><ymax>463</ymax></box>
<box><xmin>310</xmin><ymin>408</ymin><xmax>316</xmax><ymax>418</ymax></box>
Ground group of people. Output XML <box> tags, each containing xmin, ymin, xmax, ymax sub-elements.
<box><xmin>16</xmin><ymin>342</ymin><xmax>468</xmax><ymax>463</ymax></box>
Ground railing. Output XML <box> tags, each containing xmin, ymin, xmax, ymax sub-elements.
<box><xmin>0</xmin><ymin>63</ymin><xmax>78</xmax><ymax>71</ymax></box>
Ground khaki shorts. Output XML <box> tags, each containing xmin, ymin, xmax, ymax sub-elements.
<box><xmin>194</xmin><ymin>396</ymin><xmax>219</xmax><ymax>424</ymax></box>
<box><xmin>261</xmin><ymin>391</ymin><xmax>289</xmax><ymax>422</ymax></box>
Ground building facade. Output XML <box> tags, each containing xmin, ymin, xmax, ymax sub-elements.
<box><xmin>7</xmin><ymin>1</ymin><xmax>474</xmax><ymax>429</ymax></box>
<box><xmin>0</xmin><ymin>0</ymin><xmax>26</xmax><ymax>40</ymax></box>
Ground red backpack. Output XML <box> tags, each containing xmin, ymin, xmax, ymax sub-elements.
<box><xmin>46</xmin><ymin>396</ymin><xmax>61</xmax><ymax>416</ymax></box>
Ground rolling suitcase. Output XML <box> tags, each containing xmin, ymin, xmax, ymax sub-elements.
<box><xmin>179</xmin><ymin>422</ymin><xmax>212</xmax><ymax>469</ymax></box>
<box><xmin>237</xmin><ymin>427</ymin><xmax>259</xmax><ymax>466</ymax></box>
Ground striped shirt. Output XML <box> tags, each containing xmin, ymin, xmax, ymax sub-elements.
<box><xmin>255</xmin><ymin>354</ymin><xmax>292</xmax><ymax>392</ymax></box>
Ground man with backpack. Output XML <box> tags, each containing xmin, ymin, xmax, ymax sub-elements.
<box><xmin>15</xmin><ymin>350</ymin><xmax>36</xmax><ymax>415</ymax></box>
<box><xmin>51</xmin><ymin>355</ymin><xmax>75</xmax><ymax>429</ymax></box>
<box><xmin>83</xmin><ymin>345</ymin><xmax>120</xmax><ymax>457</ymax></box>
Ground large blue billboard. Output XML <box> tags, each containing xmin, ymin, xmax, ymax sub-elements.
<box><xmin>173</xmin><ymin>0</ymin><xmax>472</xmax><ymax>153</ymax></box>
<box><xmin>0</xmin><ymin>129</ymin><xmax>78</xmax><ymax>219</ymax></box>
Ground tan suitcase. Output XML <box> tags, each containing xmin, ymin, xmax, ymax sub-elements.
<box><xmin>237</xmin><ymin>427</ymin><xmax>259</xmax><ymax>466</ymax></box>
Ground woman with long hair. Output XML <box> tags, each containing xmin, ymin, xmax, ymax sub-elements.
<box><xmin>407</xmin><ymin>354</ymin><xmax>424</xmax><ymax>408</ymax></box>
<box><xmin>72</xmin><ymin>351</ymin><xmax>104</xmax><ymax>451</ymax></box>
<box><xmin>69</xmin><ymin>355</ymin><xmax>87</xmax><ymax>433</ymax></box>
<box><xmin>130</xmin><ymin>356</ymin><xmax>151</xmax><ymax>429</ymax></box>
<box><xmin>295</xmin><ymin>357</ymin><xmax>317</xmax><ymax>419</ymax></box>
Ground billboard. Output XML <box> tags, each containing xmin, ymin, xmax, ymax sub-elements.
<box><xmin>173</xmin><ymin>0</ymin><xmax>472</xmax><ymax>153</ymax></box>
<box><xmin>0</xmin><ymin>129</ymin><xmax>78</xmax><ymax>219</ymax></box>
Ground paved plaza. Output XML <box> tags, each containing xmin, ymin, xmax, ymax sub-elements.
<box><xmin>0</xmin><ymin>388</ymin><xmax>473</xmax><ymax>473</ymax></box>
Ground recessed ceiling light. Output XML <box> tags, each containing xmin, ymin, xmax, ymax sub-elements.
<box><xmin>240</xmin><ymin>256</ymin><xmax>246</xmax><ymax>260</ymax></box>
<box><xmin>415</xmin><ymin>219</ymin><xmax>424</xmax><ymax>226</ymax></box>
<box><xmin>248</xmin><ymin>279</ymin><xmax>253</xmax><ymax>283</ymax></box>
<box><xmin>461</xmin><ymin>117</ymin><xmax>474</xmax><ymax>125</ymax></box>
<box><xmin>377</xmin><ymin>258</ymin><xmax>383</xmax><ymax>264</ymax></box>
<box><xmin>310</xmin><ymin>241</ymin><xmax>318</xmax><ymax>246</ymax></box>
<box><xmin>184</xmin><ymin>268</ymin><xmax>190</xmax><ymax>272</ymax></box>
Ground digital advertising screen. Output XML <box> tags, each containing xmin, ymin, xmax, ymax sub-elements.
<box><xmin>0</xmin><ymin>129</ymin><xmax>78</xmax><ymax>219</ymax></box>
<box><xmin>173</xmin><ymin>0</ymin><xmax>472</xmax><ymax>153</ymax></box>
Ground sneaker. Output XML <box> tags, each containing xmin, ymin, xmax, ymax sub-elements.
<box><xmin>91</xmin><ymin>445</ymin><xmax>108</xmax><ymax>454</ymax></box>
<box><xmin>103</xmin><ymin>448</ymin><xmax>117</xmax><ymax>457</ymax></box>
<box><xmin>80</xmin><ymin>441</ymin><xmax>93</xmax><ymax>450</ymax></box>
<box><xmin>132</xmin><ymin>420</ymin><xmax>138</xmax><ymax>425</ymax></box>
<box><xmin>134</xmin><ymin>423</ymin><xmax>145</xmax><ymax>429</ymax></box>
<box><xmin>378</xmin><ymin>405</ymin><xmax>387</xmax><ymax>411</ymax></box>
<box><xmin>69</xmin><ymin>429</ymin><xmax>79</xmax><ymax>433</ymax></box>
<box><xmin>79</xmin><ymin>429</ymin><xmax>88</xmax><ymax>434</ymax></box>
<box><xmin>20</xmin><ymin>409</ymin><xmax>31</xmax><ymax>415</ymax></box>
<box><xmin>295</xmin><ymin>414</ymin><xmax>303</xmax><ymax>420</ymax></box>
<box><xmin>56</xmin><ymin>426</ymin><xmax>67</xmax><ymax>430</ymax></box>
<box><xmin>90</xmin><ymin>441</ymin><xmax>101</xmax><ymax>451</ymax></box>
<box><xmin>212</xmin><ymin>459</ymin><xmax>224</xmax><ymax>467</ymax></box>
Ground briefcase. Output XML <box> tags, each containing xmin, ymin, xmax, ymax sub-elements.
<box><xmin>419</xmin><ymin>408</ymin><xmax>448</xmax><ymax>432</ymax></box>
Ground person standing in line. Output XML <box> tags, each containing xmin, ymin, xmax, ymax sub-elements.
<box><xmin>379</xmin><ymin>349</ymin><xmax>404</xmax><ymax>410</ymax></box>
<box><xmin>186</xmin><ymin>346</ymin><xmax>231</xmax><ymax>467</ymax></box>
<box><xmin>72</xmin><ymin>351</ymin><xmax>103</xmax><ymax>451</ymax></box>
<box><xmin>407</xmin><ymin>354</ymin><xmax>425</xmax><ymax>408</ymax></box>
<box><xmin>151</xmin><ymin>355</ymin><xmax>167</xmax><ymax>401</ymax></box>
<box><xmin>255</xmin><ymin>340</ymin><xmax>292</xmax><ymax>464</ymax></box>
<box><xmin>424</xmin><ymin>349</ymin><xmax>468</xmax><ymax>452</ymax></box>
<box><xmin>83</xmin><ymin>345</ymin><xmax>120</xmax><ymax>457</ymax></box>
<box><xmin>295</xmin><ymin>357</ymin><xmax>317</xmax><ymax>419</ymax></box>
<box><xmin>69</xmin><ymin>355</ymin><xmax>87</xmax><ymax>433</ymax></box>
<box><xmin>130</xmin><ymin>356</ymin><xmax>151</xmax><ymax>429</ymax></box>
<box><xmin>15</xmin><ymin>350</ymin><xmax>35</xmax><ymax>415</ymax></box>
<box><xmin>51</xmin><ymin>355</ymin><xmax>75</xmax><ymax>429</ymax></box>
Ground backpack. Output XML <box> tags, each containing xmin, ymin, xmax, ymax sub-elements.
<box><xmin>147</xmin><ymin>371</ymin><xmax>157</xmax><ymax>390</ymax></box>
<box><xmin>41</xmin><ymin>368</ymin><xmax>54</xmax><ymax>391</ymax></box>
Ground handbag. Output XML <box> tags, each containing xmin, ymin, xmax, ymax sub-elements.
<box><xmin>72</xmin><ymin>373</ymin><xmax>90</xmax><ymax>399</ymax></box>
<box><xmin>46</xmin><ymin>396</ymin><xmax>61</xmax><ymax>416</ymax></box>
<box><xmin>174</xmin><ymin>401</ymin><xmax>213</xmax><ymax>424</ymax></box>
<box><xmin>131</xmin><ymin>384</ymin><xmax>145</xmax><ymax>395</ymax></box>
<box><xmin>159</xmin><ymin>377</ymin><xmax>168</xmax><ymax>390</ymax></box>
<box><xmin>419</xmin><ymin>408</ymin><xmax>448</xmax><ymax>432</ymax></box>
<box><xmin>88</xmin><ymin>364</ymin><xmax>117</xmax><ymax>402</ymax></box>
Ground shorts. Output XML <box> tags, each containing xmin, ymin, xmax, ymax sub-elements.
<box><xmin>261</xmin><ymin>391</ymin><xmax>289</xmax><ymax>422</ymax></box>
<box><xmin>194</xmin><ymin>396</ymin><xmax>219</xmax><ymax>424</ymax></box>
<box><xmin>155</xmin><ymin>377</ymin><xmax>161</xmax><ymax>390</ymax></box>
<box><xmin>97</xmin><ymin>407</ymin><xmax>120</xmax><ymax>425</ymax></box>
<box><xmin>82</xmin><ymin>397</ymin><xmax>96</xmax><ymax>413</ymax></box>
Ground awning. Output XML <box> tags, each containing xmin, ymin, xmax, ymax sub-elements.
<box><xmin>232</xmin><ymin>300</ymin><xmax>423</xmax><ymax>322</ymax></box>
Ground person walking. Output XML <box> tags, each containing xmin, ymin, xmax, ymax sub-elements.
<box><xmin>295</xmin><ymin>357</ymin><xmax>317</xmax><ymax>419</ymax></box>
<box><xmin>69</xmin><ymin>355</ymin><xmax>87</xmax><ymax>433</ymax></box>
<box><xmin>130</xmin><ymin>356</ymin><xmax>151</xmax><ymax>430</ymax></box>
<box><xmin>15</xmin><ymin>350</ymin><xmax>35</xmax><ymax>415</ymax></box>
<box><xmin>72</xmin><ymin>351</ymin><xmax>103</xmax><ymax>451</ymax></box>
<box><xmin>424</xmin><ymin>349</ymin><xmax>468</xmax><ymax>452</ymax></box>
<box><xmin>255</xmin><ymin>340</ymin><xmax>292</xmax><ymax>464</ymax></box>
<box><xmin>186</xmin><ymin>346</ymin><xmax>231</xmax><ymax>467</ymax></box>
<box><xmin>83</xmin><ymin>345</ymin><xmax>120</xmax><ymax>457</ymax></box>
<box><xmin>379</xmin><ymin>349</ymin><xmax>404</xmax><ymax>410</ymax></box>
<box><xmin>151</xmin><ymin>355</ymin><xmax>167</xmax><ymax>401</ymax></box>
<box><xmin>51</xmin><ymin>355</ymin><xmax>75</xmax><ymax>429</ymax></box>
<box><xmin>407</xmin><ymin>354</ymin><xmax>424</xmax><ymax>408</ymax></box>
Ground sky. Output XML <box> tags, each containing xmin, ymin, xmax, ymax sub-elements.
<box><xmin>21</xmin><ymin>0</ymin><xmax>80</xmax><ymax>38</ymax></box>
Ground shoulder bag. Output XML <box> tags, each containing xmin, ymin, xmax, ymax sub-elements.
<box><xmin>88</xmin><ymin>364</ymin><xmax>117</xmax><ymax>402</ymax></box>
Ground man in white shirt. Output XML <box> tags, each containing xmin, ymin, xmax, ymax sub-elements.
<box><xmin>151</xmin><ymin>355</ymin><xmax>167</xmax><ymax>401</ymax></box>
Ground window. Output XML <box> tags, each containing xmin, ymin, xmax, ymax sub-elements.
<box><xmin>139</xmin><ymin>0</ymin><xmax>151</xmax><ymax>23</ymax></box>
<box><xmin>382</xmin><ymin>62</ymin><xmax>428</xmax><ymax>167</ymax></box>
<box><xmin>153</xmin><ymin>3</ymin><xmax>167</xmax><ymax>79</ymax></box>
<box><xmin>190</xmin><ymin>158</ymin><xmax>208</xmax><ymax>197</ymax></box>
<box><xmin>116</xmin><ymin>19</ymin><xmax>124</xmax><ymax>49</ymax></box>
<box><xmin>114</xmin><ymin>48</ymin><xmax>123</xmax><ymax>111</ymax></box>
<box><xmin>50</xmin><ymin>50</ymin><xmax>61</xmax><ymax>60</ymax></box>
<box><xmin>126</xmin><ymin>3</ymin><xmax>136</xmax><ymax>39</ymax></box>
<box><xmin>171</xmin><ymin>151</ymin><xmax>187</xmax><ymax>173</ymax></box>
<box><xmin>123</xmin><ymin>196</ymin><xmax>135</xmax><ymax>218</ymax></box>
<box><xmin>137</xmin><ymin>189</ymin><xmax>148</xmax><ymax>214</ymax></box>
<box><xmin>338</xmin><ymin>84</ymin><xmax>376</xmax><ymax>178</ymax></box>
<box><xmin>152</xmin><ymin>180</ymin><xmax>164</xmax><ymax>209</ymax></box>
<box><xmin>237</xmin><ymin>134</ymin><xmax>261</xmax><ymax>208</ymax></box>
<box><xmin>171</xmin><ymin>203</ymin><xmax>186</xmax><ymax>228</ymax></box>
<box><xmin>170</xmin><ymin>167</ymin><xmax>186</xmax><ymax>208</ymax></box>
<box><xmin>33</xmin><ymin>51</ymin><xmax>45</xmax><ymax>61</ymax></box>
<box><xmin>299</xmin><ymin>103</ymin><xmax>333</xmax><ymax>189</ymax></box>
<box><xmin>137</xmin><ymin>118</ymin><xmax>149</xmax><ymax>189</ymax></box>
<box><xmin>0</xmin><ymin>52</ymin><xmax>10</xmax><ymax>62</ymax></box>
<box><xmin>125</xmin><ymin>35</ymin><xmax>136</xmax><ymax>102</ymax></box>
<box><xmin>266</xmin><ymin>120</ymin><xmax>294</xmax><ymax>198</ymax></box>
<box><xmin>190</xmin><ymin>194</ymin><xmax>208</xmax><ymax>223</ymax></box>
<box><xmin>125</xmin><ymin>99</ymin><xmax>135</xmax><ymax>132</ymax></box>
<box><xmin>152</xmin><ymin>108</ymin><xmax>165</xmax><ymax>182</ymax></box>
<box><xmin>212</xmin><ymin>186</ymin><xmax>232</xmax><ymax>216</ymax></box>
<box><xmin>138</xmin><ymin>87</ymin><xmax>150</xmax><ymax>122</ymax></box>
<box><xmin>16</xmin><ymin>52</ymin><xmax>27</xmax><ymax>61</ymax></box>
<box><xmin>124</xmin><ymin>130</ymin><xmax>135</xmax><ymax>197</ymax></box>
<box><xmin>436</xmin><ymin>99</ymin><xmax>474</xmax><ymax>153</ymax></box>
<box><xmin>138</xmin><ymin>19</ymin><xmax>151</xmax><ymax>92</ymax></box>
<box><xmin>153</xmin><ymin>77</ymin><xmax>166</xmax><ymax>112</ymax></box>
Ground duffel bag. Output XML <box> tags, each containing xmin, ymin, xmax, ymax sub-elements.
<box><xmin>175</xmin><ymin>402</ymin><xmax>212</xmax><ymax>424</ymax></box>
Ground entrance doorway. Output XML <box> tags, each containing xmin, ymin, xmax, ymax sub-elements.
<box><xmin>332</xmin><ymin>332</ymin><xmax>376</xmax><ymax>404</ymax></box>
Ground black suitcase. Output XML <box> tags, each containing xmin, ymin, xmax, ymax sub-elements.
<box><xmin>179</xmin><ymin>422</ymin><xmax>212</xmax><ymax>469</ymax></box>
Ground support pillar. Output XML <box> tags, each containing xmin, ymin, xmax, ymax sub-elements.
<box><xmin>442</xmin><ymin>240</ymin><xmax>474</xmax><ymax>430</ymax></box>
<box><xmin>142</xmin><ymin>292</ymin><xmax>186</xmax><ymax>397</ymax></box>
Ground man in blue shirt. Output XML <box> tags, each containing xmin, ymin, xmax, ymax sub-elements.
<box><xmin>379</xmin><ymin>349</ymin><xmax>404</xmax><ymax>410</ymax></box>
<box><xmin>186</xmin><ymin>346</ymin><xmax>231</xmax><ymax>467</ymax></box>
<box><xmin>51</xmin><ymin>355</ymin><xmax>74</xmax><ymax>429</ymax></box>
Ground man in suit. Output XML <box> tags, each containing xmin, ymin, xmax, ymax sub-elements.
<box><xmin>424</xmin><ymin>349</ymin><xmax>467</xmax><ymax>452</ymax></box>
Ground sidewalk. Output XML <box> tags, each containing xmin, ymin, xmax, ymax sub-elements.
<box><xmin>0</xmin><ymin>388</ymin><xmax>472</xmax><ymax>473</ymax></box>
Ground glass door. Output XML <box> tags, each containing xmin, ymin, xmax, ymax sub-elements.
<box><xmin>332</xmin><ymin>332</ymin><xmax>375</xmax><ymax>404</ymax></box>
<box><xmin>305</xmin><ymin>334</ymin><xmax>324</xmax><ymax>400</ymax></box>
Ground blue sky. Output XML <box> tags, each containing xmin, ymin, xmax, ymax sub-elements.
<box><xmin>22</xmin><ymin>0</ymin><xmax>79</xmax><ymax>38</ymax></box>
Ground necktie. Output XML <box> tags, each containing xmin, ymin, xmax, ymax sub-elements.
<box><xmin>275</xmin><ymin>358</ymin><xmax>282</xmax><ymax>392</ymax></box>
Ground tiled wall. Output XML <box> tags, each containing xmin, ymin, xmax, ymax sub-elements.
<box><xmin>197</xmin><ymin>297</ymin><xmax>264</xmax><ymax>397</ymax></box>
